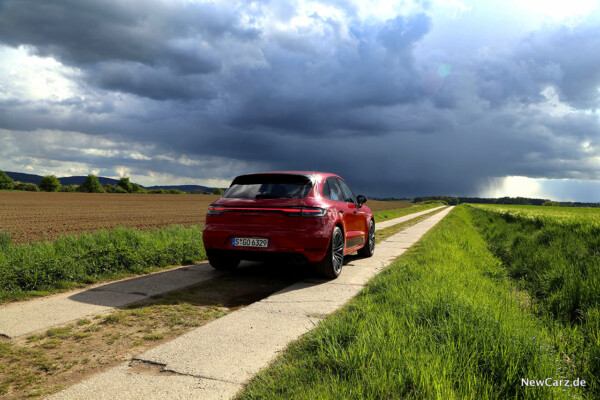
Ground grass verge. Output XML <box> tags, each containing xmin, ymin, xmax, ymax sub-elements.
<box><xmin>238</xmin><ymin>206</ymin><xmax>587</xmax><ymax>399</ymax></box>
<box><xmin>372</xmin><ymin>202</ymin><xmax>446</xmax><ymax>223</ymax></box>
<box><xmin>0</xmin><ymin>225</ymin><xmax>206</xmax><ymax>303</ymax></box>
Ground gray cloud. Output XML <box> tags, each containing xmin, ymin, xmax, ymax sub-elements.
<box><xmin>0</xmin><ymin>0</ymin><xmax>255</xmax><ymax>65</ymax></box>
<box><xmin>0</xmin><ymin>0</ymin><xmax>256</xmax><ymax>99</ymax></box>
<box><xmin>1</xmin><ymin>1</ymin><xmax>600</xmax><ymax>199</ymax></box>
<box><xmin>473</xmin><ymin>12</ymin><xmax>600</xmax><ymax>110</ymax></box>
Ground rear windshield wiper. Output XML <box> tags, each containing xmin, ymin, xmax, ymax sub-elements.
<box><xmin>255</xmin><ymin>194</ymin><xmax>291</xmax><ymax>199</ymax></box>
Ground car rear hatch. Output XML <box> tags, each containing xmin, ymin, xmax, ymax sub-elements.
<box><xmin>207</xmin><ymin>173</ymin><xmax>314</xmax><ymax>232</ymax></box>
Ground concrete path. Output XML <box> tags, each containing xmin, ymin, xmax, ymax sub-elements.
<box><xmin>0</xmin><ymin>263</ymin><xmax>224</xmax><ymax>338</ymax></box>
<box><xmin>48</xmin><ymin>206</ymin><xmax>454</xmax><ymax>400</ymax></box>
<box><xmin>0</xmin><ymin>206</ymin><xmax>444</xmax><ymax>339</ymax></box>
<box><xmin>374</xmin><ymin>205</ymin><xmax>445</xmax><ymax>230</ymax></box>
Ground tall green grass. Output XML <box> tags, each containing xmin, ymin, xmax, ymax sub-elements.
<box><xmin>240</xmin><ymin>206</ymin><xmax>584</xmax><ymax>399</ymax></box>
<box><xmin>0</xmin><ymin>226</ymin><xmax>206</xmax><ymax>302</ymax></box>
<box><xmin>467</xmin><ymin>204</ymin><xmax>600</xmax><ymax>323</ymax></box>
<box><xmin>467</xmin><ymin>204</ymin><xmax>600</xmax><ymax>395</ymax></box>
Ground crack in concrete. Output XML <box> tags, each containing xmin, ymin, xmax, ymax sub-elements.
<box><xmin>140</xmin><ymin>362</ymin><xmax>242</xmax><ymax>385</ymax></box>
<box><xmin>130</xmin><ymin>359</ymin><xmax>242</xmax><ymax>384</ymax></box>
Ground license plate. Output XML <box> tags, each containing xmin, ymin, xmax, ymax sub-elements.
<box><xmin>232</xmin><ymin>237</ymin><xmax>268</xmax><ymax>248</ymax></box>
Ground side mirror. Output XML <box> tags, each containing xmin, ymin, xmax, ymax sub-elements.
<box><xmin>356</xmin><ymin>195</ymin><xmax>367</xmax><ymax>206</ymax></box>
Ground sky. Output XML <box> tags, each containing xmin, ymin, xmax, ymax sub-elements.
<box><xmin>1</xmin><ymin>0</ymin><xmax>600</xmax><ymax>201</ymax></box>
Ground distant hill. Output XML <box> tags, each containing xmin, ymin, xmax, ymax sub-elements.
<box><xmin>145</xmin><ymin>184</ymin><xmax>217</xmax><ymax>192</ymax></box>
<box><xmin>3</xmin><ymin>171</ymin><xmax>224</xmax><ymax>193</ymax></box>
<box><xmin>3</xmin><ymin>171</ymin><xmax>45</xmax><ymax>185</ymax></box>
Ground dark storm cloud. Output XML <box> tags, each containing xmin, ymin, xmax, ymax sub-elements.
<box><xmin>90</xmin><ymin>62</ymin><xmax>216</xmax><ymax>101</ymax></box>
<box><xmin>1</xmin><ymin>1</ymin><xmax>600</xmax><ymax>198</ymax></box>
<box><xmin>0</xmin><ymin>0</ymin><xmax>256</xmax><ymax>99</ymax></box>
<box><xmin>0</xmin><ymin>0</ymin><xmax>255</xmax><ymax>65</ymax></box>
<box><xmin>226</xmin><ymin>14</ymin><xmax>431</xmax><ymax>135</ymax></box>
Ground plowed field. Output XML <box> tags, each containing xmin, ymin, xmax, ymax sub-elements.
<box><xmin>0</xmin><ymin>192</ymin><xmax>409</xmax><ymax>244</ymax></box>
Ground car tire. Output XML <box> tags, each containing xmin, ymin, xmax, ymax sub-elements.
<box><xmin>207</xmin><ymin>251</ymin><xmax>240</xmax><ymax>270</ymax></box>
<box><xmin>315</xmin><ymin>226</ymin><xmax>344</xmax><ymax>279</ymax></box>
<box><xmin>357</xmin><ymin>220</ymin><xmax>375</xmax><ymax>258</ymax></box>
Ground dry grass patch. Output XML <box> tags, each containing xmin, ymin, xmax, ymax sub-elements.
<box><xmin>0</xmin><ymin>264</ymin><xmax>302</xmax><ymax>399</ymax></box>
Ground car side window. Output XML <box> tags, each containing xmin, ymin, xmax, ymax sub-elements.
<box><xmin>337</xmin><ymin>178</ymin><xmax>356</xmax><ymax>204</ymax></box>
<box><xmin>326</xmin><ymin>178</ymin><xmax>344</xmax><ymax>202</ymax></box>
<box><xmin>322</xmin><ymin>179</ymin><xmax>331</xmax><ymax>199</ymax></box>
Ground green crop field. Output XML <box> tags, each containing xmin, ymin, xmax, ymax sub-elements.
<box><xmin>238</xmin><ymin>204</ymin><xmax>600</xmax><ymax>399</ymax></box>
<box><xmin>470</xmin><ymin>203</ymin><xmax>600</xmax><ymax>224</ymax></box>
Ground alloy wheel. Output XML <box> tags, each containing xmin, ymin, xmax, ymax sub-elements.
<box><xmin>332</xmin><ymin>229</ymin><xmax>344</xmax><ymax>273</ymax></box>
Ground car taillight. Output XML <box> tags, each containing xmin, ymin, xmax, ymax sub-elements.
<box><xmin>206</xmin><ymin>206</ymin><xmax>326</xmax><ymax>216</ymax></box>
<box><xmin>207</xmin><ymin>206</ymin><xmax>224</xmax><ymax>215</ymax></box>
<box><xmin>280</xmin><ymin>207</ymin><xmax>326</xmax><ymax>217</ymax></box>
<box><xmin>299</xmin><ymin>207</ymin><xmax>327</xmax><ymax>217</ymax></box>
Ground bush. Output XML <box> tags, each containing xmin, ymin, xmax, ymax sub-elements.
<box><xmin>413</xmin><ymin>196</ymin><xmax>458</xmax><ymax>205</ymax></box>
<box><xmin>212</xmin><ymin>188</ymin><xmax>224</xmax><ymax>195</ymax></box>
<box><xmin>114</xmin><ymin>186</ymin><xmax>128</xmax><ymax>193</ymax></box>
<box><xmin>13</xmin><ymin>182</ymin><xmax>39</xmax><ymax>191</ymax></box>
<box><xmin>78</xmin><ymin>175</ymin><xmax>104</xmax><ymax>193</ymax></box>
<box><xmin>117</xmin><ymin>177</ymin><xmax>133</xmax><ymax>193</ymax></box>
<box><xmin>58</xmin><ymin>185</ymin><xmax>78</xmax><ymax>192</ymax></box>
<box><xmin>542</xmin><ymin>201</ymin><xmax>559</xmax><ymax>206</ymax></box>
<box><xmin>0</xmin><ymin>170</ymin><xmax>13</xmax><ymax>190</ymax></box>
<box><xmin>39</xmin><ymin>175</ymin><xmax>61</xmax><ymax>192</ymax></box>
<box><xmin>104</xmin><ymin>184</ymin><xmax>115</xmax><ymax>193</ymax></box>
<box><xmin>148</xmin><ymin>189</ymin><xmax>166</xmax><ymax>194</ymax></box>
<box><xmin>420</xmin><ymin>199</ymin><xmax>448</xmax><ymax>205</ymax></box>
<box><xmin>131</xmin><ymin>183</ymin><xmax>146</xmax><ymax>193</ymax></box>
<box><xmin>168</xmin><ymin>189</ymin><xmax>183</xmax><ymax>194</ymax></box>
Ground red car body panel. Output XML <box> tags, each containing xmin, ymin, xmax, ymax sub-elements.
<box><xmin>202</xmin><ymin>171</ymin><xmax>373</xmax><ymax>264</ymax></box>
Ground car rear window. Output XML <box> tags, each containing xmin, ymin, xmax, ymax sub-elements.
<box><xmin>223</xmin><ymin>174</ymin><xmax>313</xmax><ymax>199</ymax></box>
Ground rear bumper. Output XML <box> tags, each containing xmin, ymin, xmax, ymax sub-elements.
<box><xmin>206</xmin><ymin>249</ymin><xmax>310</xmax><ymax>265</ymax></box>
<box><xmin>202</xmin><ymin>225</ymin><xmax>330</xmax><ymax>263</ymax></box>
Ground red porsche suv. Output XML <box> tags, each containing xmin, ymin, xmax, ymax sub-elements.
<box><xmin>202</xmin><ymin>171</ymin><xmax>375</xmax><ymax>278</ymax></box>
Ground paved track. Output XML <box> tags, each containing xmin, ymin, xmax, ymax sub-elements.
<box><xmin>48</xmin><ymin>206</ymin><xmax>453</xmax><ymax>400</ymax></box>
<box><xmin>374</xmin><ymin>205</ymin><xmax>445</xmax><ymax>229</ymax></box>
<box><xmin>0</xmin><ymin>206</ymin><xmax>444</xmax><ymax>339</ymax></box>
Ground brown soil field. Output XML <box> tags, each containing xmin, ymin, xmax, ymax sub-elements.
<box><xmin>368</xmin><ymin>200</ymin><xmax>412</xmax><ymax>211</ymax></box>
<box><xmin>0</xmin><ymin>192</ymin><xmax>220</xmax><ymax>244</ymax></box>
<box><xmin>0</xmin><ymin>192</ymin><xmax>409</xmax><ymax>244</ymax></box>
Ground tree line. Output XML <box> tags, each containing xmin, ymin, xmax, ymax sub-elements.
<box><xmin>413</xmin><ymin>196</ymin><xmax>550</xmax><ymax>206</ymax></box>
<box><xmin>413</xmin><ymin>195</ymin><xmax>600</xmax><ymax>207</ymax></box>
<box><xmin>0</xmin><ymin>170</ymin><xmax>224</xmax><ymax>195</ymax></box>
